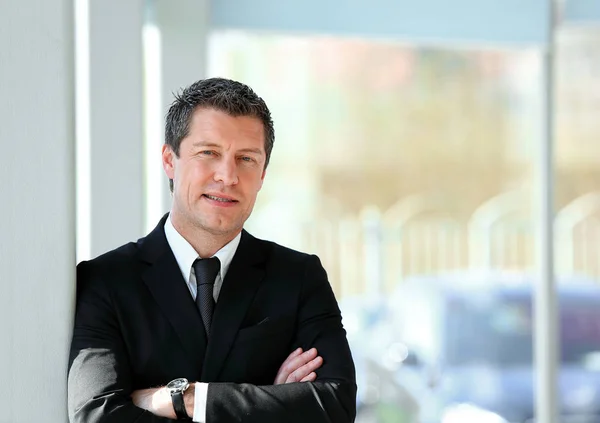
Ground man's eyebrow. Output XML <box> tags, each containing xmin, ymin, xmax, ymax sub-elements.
<box><xmin>192</xmin><ymin>141</ymin><xmax>219</xmax><ymax>148</ymax></box>
<box><xmin>237</xmin><ymin>148</ymin><xmax>264</xmax><ymax>155</ymax></box>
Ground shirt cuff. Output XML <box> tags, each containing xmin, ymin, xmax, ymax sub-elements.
<box><xmin>192</xmin><ymin>382</ymin><xmax>208</xmax><ymax>423</ymax></box>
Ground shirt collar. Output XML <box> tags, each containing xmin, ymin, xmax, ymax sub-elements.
<box><xmin>164</xmin><ymin>214</ymin><xmax>242</xmax><ymax>282</ymax></box>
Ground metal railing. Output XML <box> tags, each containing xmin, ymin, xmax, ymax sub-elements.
<box><xmin>301</xmin><ymin>190</ymin><xmax>600</xmax><ymax>297</ymax></box>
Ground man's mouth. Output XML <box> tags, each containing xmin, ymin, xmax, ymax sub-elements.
<box><xmin>203</xmin><ymin>194</ymin><xmax>237</xmax><ymax>203</ymax></box>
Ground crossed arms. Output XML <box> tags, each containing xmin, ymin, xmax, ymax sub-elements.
<box><xmin>68</xmin><ymin>255</ymin><xmax>357</xmax><ymax>423</ymax></box>
<box><xmin>130</xmin><ymin>347</ymin><xmax>323</xmax><ymax>419</ymax></box>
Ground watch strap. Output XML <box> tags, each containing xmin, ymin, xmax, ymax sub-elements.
<box><xmin>170</xmin><ymin>389</ymin><xmax>190</xmax><ymax>420</ymax></box>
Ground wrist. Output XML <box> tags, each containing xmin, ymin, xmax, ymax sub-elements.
<box><xmin>156</xmin><ymin>387</ymin><xmax>177</xmax><ymax>419</ymax></box>
<box><xmin>184</xmin><ymin>382</ymin><xmax>196</xmax><ymax>418</ymax></box>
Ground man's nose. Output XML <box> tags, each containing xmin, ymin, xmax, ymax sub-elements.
<box><xmin>213</xmin><ymin>156</ymin><xmax>239</xmax><ymax>185</ymax></box>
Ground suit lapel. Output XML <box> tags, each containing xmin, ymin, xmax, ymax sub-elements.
<box><xmin>139</xmin><ymin>215</ymin><xmax>207</xmax><ymax>374</ymax></box>
<box><xmin>201</xmin><ymin>230</ymin><xmax>267</xmax><ymax>382</ymax></box>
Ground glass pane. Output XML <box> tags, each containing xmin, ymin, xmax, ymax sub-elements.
<box><xmin>207</xmin><ymin>31</ymin><xmax>554</xmax><ymax>423</ymax></box>
<box><xmin>555</xmin><ymin>27</ymin><xmax>600</xmax><ymax>280</ymax></box>
<box><xmin>554</xmin><ymin>25</ymin><xmax>600</xmax><ymax>422</ymax></box>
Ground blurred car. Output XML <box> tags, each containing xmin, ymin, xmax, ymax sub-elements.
<box><xmin>365</xmin><ymin>271</ymin><xmax>600</xmax><ymax>423</ymax></box>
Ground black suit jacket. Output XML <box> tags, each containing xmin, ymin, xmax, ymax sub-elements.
<box><xmin>68</xmin><ymin>215</ymin><xmax>356</xmax><ymax>422</ymax></box>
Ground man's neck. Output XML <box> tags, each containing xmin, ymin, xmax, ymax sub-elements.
<box><xmin>169</xmin><ymin>212</ymin><xmax>240</xmax><ymax>258</ymax></box>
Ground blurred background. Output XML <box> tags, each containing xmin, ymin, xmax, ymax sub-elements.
<box><xmin>1</xmin><ymin>1</ymin><xmax>600</xmax><ymax>422</ymax></box>
<box><xmin>215</xmin><ymin>24</ymin><xmax>600</xmax><ymax>423</ymax></box>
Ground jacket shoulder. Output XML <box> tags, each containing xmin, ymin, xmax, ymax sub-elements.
<box><xmin>249</xmin><ymin>233</ymin><xmax>311</xmax><ymax>260</ymax></box>
<box><xmin>76</xmin><ymin>241</ymin><xmax>141</xmax><ymax>290</ymax></box>
<box><xmin>248</xmin><ymin>233</ymin><xmax>321</xmax><ymax>275</ymax></box>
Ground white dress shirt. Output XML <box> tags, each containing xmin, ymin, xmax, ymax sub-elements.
<box><xmin>164</xmin><ymin>215</ymin><xmax>241</xmax><ymax>423</ymax></box>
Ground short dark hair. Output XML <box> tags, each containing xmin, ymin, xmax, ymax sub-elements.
<box><xmin>165</xmin><ymin>77</ymin><xmax>275</xmax><ymax>191</ymax></box>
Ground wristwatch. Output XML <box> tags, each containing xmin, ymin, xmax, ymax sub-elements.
<box><xmin>166</xmin><ymin>378</ymin><xmax>191</xmax><ymax>420</ymax></box>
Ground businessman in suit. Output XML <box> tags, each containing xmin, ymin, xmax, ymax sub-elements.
<box><xmin>68</xmin><ymin>77</ymin><xmax>356</xmax><ymax>422</ymax></box>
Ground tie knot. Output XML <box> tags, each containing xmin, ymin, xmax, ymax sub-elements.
<box><xmin>193</xmin><ymin>257</ymin><xmax>221</xmax><ymax>287</ymax></box>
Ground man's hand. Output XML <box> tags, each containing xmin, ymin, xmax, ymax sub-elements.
<box><xmin>274</xmin><ymin>347</ymin><xmax>323</xmax><ymax>385</ymax></box>
<box><xmin>131</xmin><ymin>387</ymin><xmax>177</xmax><ymax>419</ymax></box>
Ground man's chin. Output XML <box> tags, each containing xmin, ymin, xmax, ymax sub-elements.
<box><xmin>197</xmin><ymin>220</ymin><xmax>242</xmax><ymax>237</ymax></box>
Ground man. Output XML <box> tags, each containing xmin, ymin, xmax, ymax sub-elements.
<box><xmin>68</xmin><ymin>77</ymin><xmax>357</xmax><ymax>422</ymax></box>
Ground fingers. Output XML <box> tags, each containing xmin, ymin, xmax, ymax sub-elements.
<box><xmin>273</xmin><ymin>348</ymin><xmax>304</xmax><ymax>385</ymax></box>
<box><xmin>274</xmin><ymin>347</ymin><xmax>323</xmax><ymax>385</ymax></box>
<box><xmin>284</xmin><ymin>348</ymin><xmax>317</xmax><ymax>379</ymax></box>
<box><xmin>286</xmin><ymin>347</ymin><xmax>303</xmax><ymax>360</ymax></box>
<box><xmin>300</xmin><ymin>372</ymin><xmax>317</xmax><ymax>382</ymax></box>
<box><xmin>285</xmin><ymin>351</ymin><xmax>323</xmax><ymax>383</ymax></box>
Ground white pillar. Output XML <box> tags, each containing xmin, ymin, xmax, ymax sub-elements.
<box><xmin>534</xmin><ymin>1</ymin><xmax>559</xmax><ymax>422</ymax></box>
<box><xmin>85</xmin><ymin>0</ymin><xmax>145</xmax><ymax>258</ymax></box>
<box><xmin>0</xmin><ymin>1</ymin><xmax>75</xmax><ymax>422</ymax></box>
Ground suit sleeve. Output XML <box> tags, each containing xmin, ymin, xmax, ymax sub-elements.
<box><xmin>67</xmin><ymin>261</ymin><xmax>175</xmax><ymax>423</ymax></box>
<box><xmin>205</xmin><ymin>255</ymin><xmax>357</xmax><ymax>423</ymax></box>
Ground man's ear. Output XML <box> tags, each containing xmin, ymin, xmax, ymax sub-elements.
<box><xmin>162</xmin><ymin>144</ymin><xmax>175</xmax><ymax>180</ymax></box>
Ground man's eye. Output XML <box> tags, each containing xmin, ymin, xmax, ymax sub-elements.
<box><xmin>240</xmin><ymin>156</ymin><xmax>253</xmax><ymax>162</ymax></box>
<box><xmin>201</xmin><ymin>150</ymin><xmax>214</xmax><ymax>156</ymax></box>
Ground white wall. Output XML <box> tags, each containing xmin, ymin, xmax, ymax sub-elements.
<box><xmin>0</xmin><ymin>1</ymin><xmax>75</xmax><ymax>421</ymax></box>
<box><xmin>87</xmin><ymin>0</ymin><xmax>145</xmax><ymax>259</ymax></box>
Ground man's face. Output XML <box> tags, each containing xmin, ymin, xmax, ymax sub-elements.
<box><xmin>162</xmin><ymin>107</ymin><xmax>266</xmax><ymax>237</ymax></box>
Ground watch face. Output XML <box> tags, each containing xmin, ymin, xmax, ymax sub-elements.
<box><xmin>167</xmin><ymin>378</ymin><xmax>189</xmax><ymax>392</ymax></box>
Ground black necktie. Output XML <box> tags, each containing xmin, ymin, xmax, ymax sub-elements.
<box><xmin>193</xmin><ymin>257</ymin><xmax>220</xmax><ymax>337</ymax></box>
